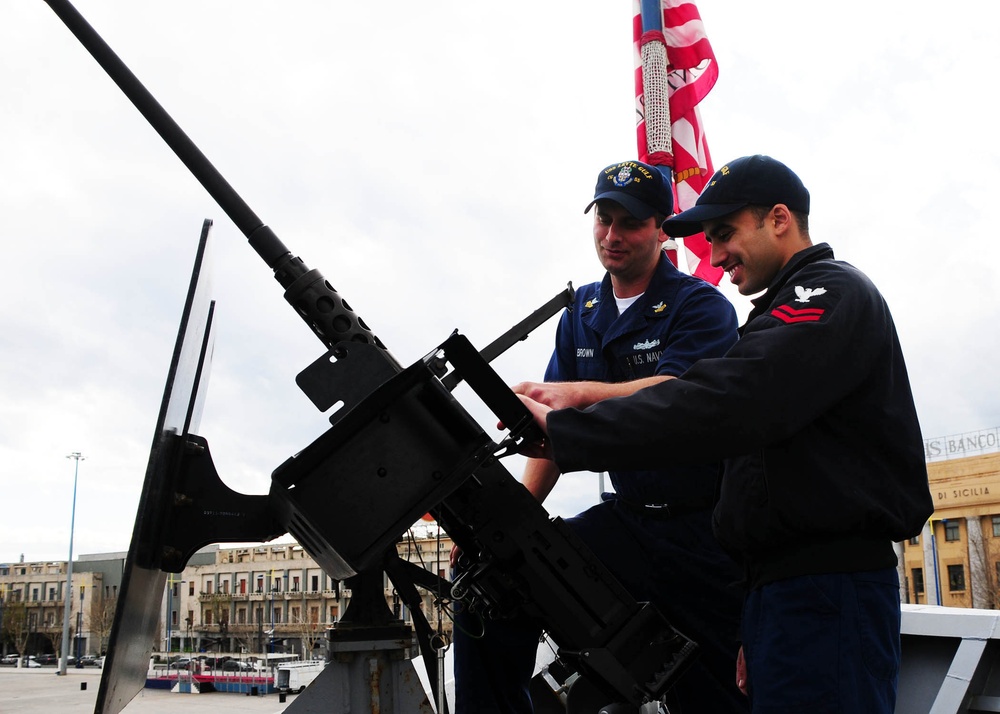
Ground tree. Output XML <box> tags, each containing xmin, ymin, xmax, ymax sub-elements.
<box><xmin>3</xmin><ymin>602</ymin><xmax>29</xmax><ymax>666</ymax></box>
<box><xmin>46</xmin><ymin>607</ymin><xmax>63</xmax><ymax>662</ymax></box>
<box><xmin>91</xmin><ymin>594</ymin><xmax>117</xmax><ymax>655</ymax></box>
<box><xmin>291</xmin><ymin>608</ymin><xmax>324</xmax><ymax>659</ymax></box>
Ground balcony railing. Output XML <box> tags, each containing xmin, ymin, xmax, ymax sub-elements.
<box><xmin>198</xmin><ymin>593</ymin><xmax>231</xmax><ymax>603</ymax></box>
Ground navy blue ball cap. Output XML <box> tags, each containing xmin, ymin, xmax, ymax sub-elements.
<box><xmin>661</xmin><ymin>155</ymin><xmax>810</xmax><ymax>237</ymax></box>
<box><xmin>584</xmin><ymin>160</ymin><xmax>674</xmax><ymax>221</ymax></box>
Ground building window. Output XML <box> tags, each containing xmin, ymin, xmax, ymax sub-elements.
<box><xmin>993</xmin><ymin>516</ymin><xmax>1000</xmax><ymax>537</ymax></box>
<box><xmin>948</xmin><ymin>564</ymin><xmax>966</xmax><ymax>591</ymax></box>
<box><xmin>292</xmin><ymin>576</ymin><xmax>300</xmax><ymax>592</ymax></box>
<box><xmin>205</xmin><ymin>581</ymin><xmax>213</xmax><ymax>595</ymax></box>
<box><xmin>274</xmin><ymin>607</ymin><xmax>282</xmax><ymax>623</ymax></box>
<box><xmin>171</xmin><ymin>610</ymin><xmax>179</xmax><ymax>626</ymax></box>
<box><xmin>310</xmin><ymin>607</ymin><xmax>319</xmax><ymax>624</ymax></box>
<box><xmin>237</xmin><ymin>608</ymin><xmax>246</xmax><ymax>624</ymax></box>
<box><xmin>204</xmin><ymin>609</ymin><xmax>213</xmax><ymax>625</ymax></box>
<box><xmin>912</xmin><ymin>568</ymin><xmax>924</xmax><ymax>594</ymax></box>
<box><xmin>49</xmin><ymin>587</ymin><xmax>56</xmax><ymax>601</ymax></box>
<box><xmin>945</xmin><ymin>520</ymin><xmax>961</xmax><ymax>542</ymax></box>
<box><xmin>311</xmin><ymin>575</ymin><xmax>319</xmax><ymax>592</ymax></box>
<box><xmin>189</xmin><ymin>582</ymin><xmax>195</xmax><ymax>596</ymax></box>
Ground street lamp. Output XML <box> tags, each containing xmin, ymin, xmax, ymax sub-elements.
<box><xmin>0</xmin><ymin>585</ymin><xmax>6</xmax><ymax>651</ymax></box>
<box><xmin>166</xmin><ymin>574</ymin><xmax>176</xmax><ymax>658</ymax></box>
<box><xmin>58</xmin><ymin>451</ymin><xmax>84</xmax><ymax>676</ymax></box>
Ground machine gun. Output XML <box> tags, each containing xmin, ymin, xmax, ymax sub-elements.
<box><xmin>40</xmin><ymin>1</ymin><xmax>699</xmax><ymax>712</ymax></box>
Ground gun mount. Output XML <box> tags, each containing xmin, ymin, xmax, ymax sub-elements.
<box><xmin>41</xmin><ymin>1</ymin><xmax>699</xmax><ymax>712</ymax></box>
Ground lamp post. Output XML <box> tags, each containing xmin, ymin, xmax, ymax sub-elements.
<box><xmin>166</xmin><ymin>574</ymin><xmax>174</xmax><ymax>659</ymax></box>
<box><xmin>58</xmin><ymin>451</ymin><xmax>84</xmax><ymax>676</ymax></box>
<box><xmin>0</xmin><ymin>585</ymin><xmax>6</xmax><ymax>655</ymax></box>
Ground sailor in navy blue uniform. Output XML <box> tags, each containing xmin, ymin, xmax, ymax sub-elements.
<box><xmin>453</xmin><ymin>160</ymin><xmax>747</xmax><ymax>713</ymax></box>
<box><xmin>516</xmin><ymin>156</ymin><xmax>935</xmax><ymax>714</ymax></box>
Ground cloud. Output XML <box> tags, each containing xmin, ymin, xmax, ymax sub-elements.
<box><xmin>2</xmin><ymin>0</ymin><xmax>998</xmax><ymax>564</ymax></box>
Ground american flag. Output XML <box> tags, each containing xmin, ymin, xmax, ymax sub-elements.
<box><xmin>633</xmin><ymin>0</ymin><xmax>722</xmax><ymax>285</ymax></box>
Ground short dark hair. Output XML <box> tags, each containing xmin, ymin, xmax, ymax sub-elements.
<box><xmin>748</xmin><ymin>204</ymin><xmax>809</xmax><ymax>236</ymax></box>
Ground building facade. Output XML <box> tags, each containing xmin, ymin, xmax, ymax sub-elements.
<box><xmin>161</xmin><ymin>528</ymin><xmax>455</xmax><ymax>657</ymax></box>
<box><xmin>900</xmin><ymin>451</ymin><xmax>1000</xmax><ymax>608</ymax></box>
<box><xmin>0</xmin><ymin>557</ymin><xmax>108</xmax><ymax>659</ymax></box>
<box><xmin>3</xmin><ymin>527</ymin><xmax>454</xmax><ymax>661</ymax></box>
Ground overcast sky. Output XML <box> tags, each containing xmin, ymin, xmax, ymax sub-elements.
<box><xmin>2</xmin><ymin>1</ymin><xmax>998</xmax><ymax>565</ymax></box>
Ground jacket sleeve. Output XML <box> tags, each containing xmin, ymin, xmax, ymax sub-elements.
<box><xmin>548</xmin><ymin>262</ymin><xmax>890</xmax><ymax>472</ymax></box>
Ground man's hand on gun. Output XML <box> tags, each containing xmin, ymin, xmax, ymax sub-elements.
<box><xmin>494</xmin><ymin>382</ymin><xmax>554</xmax><ymax>460</ymax></box>
<box><xmin>512</xmin><ymin>393</ymin><xmax>553</xmax><ymax>459</ymax></box>
<box><xmin>512</xmin><ymin>380</ymin><xmax>590</xmax><ymax>411</ymax></box>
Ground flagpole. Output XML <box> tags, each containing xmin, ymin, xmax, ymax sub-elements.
<box><xmin>632</xmin><ymin>0</ymin><xmax>724</xmax><ymax>284</ymax></box>
<box><xmin>58</xmin><ymin>451</ymin><xmax>84</xmax><ymax>676</ymax></box>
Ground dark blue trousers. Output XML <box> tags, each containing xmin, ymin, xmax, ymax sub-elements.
<box><xmin>740</xmin><ymin>568</ymin><xmax>901</xmax><ymax>713</ymax></box>
<box><xmin>453</xmin><ymin>498</ymin><xmax>748</xmax><ymax>713</ymax></box>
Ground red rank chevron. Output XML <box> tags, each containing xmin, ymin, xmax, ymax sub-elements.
<box><xmin>771</xmin><ymin>305</ymin><xmax>826</xmax><ymax>324</ymax></box>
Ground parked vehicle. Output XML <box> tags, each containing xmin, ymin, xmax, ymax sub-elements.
<box><xmin>276</xmin><ymin>661</ymin><xmax>326</xmax><ymax>693</ymax></box>
<box><xmin>1</xmin><ymin>654</ymin><xmax>19</xmax><ymax>665</ymax></box>
<box><xmin>36</xmin><ymin>654</ymin><xmax>57</xmax><ymax>665</ymax></box>
<box><xmin>221</xmin><ymin>659</ymin><xmax>253</xmax><ymax>672</ymax></box>
<box><xmin>22</xmin><ymin>656</ymin><xmax>41</xmax><ymax>668</ymax></box>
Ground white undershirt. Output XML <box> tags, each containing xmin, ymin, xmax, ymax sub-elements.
<box><xmin>614</xmin><ymin>291</ymin><xmax>643</xmax><ymax>315</ymax></box>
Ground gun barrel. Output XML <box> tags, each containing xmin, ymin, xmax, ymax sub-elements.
<box><xmin>42</xmin><ymin>0</ymin><xmax>398</xmax><ymax>364</ymax></box>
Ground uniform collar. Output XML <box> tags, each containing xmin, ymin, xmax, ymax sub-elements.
<box><xmin>746</xmin><ymin>242</ymin><xmax>834</xmax><ymax>324</ymax></box>
<box><xmin>582</xmin><ymin>253</ymin><xmax>684</xmax><ymax>339</ymax></box>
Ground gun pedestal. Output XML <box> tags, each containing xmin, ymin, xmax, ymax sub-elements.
<box><xmin>283</xmin><ymin>570</ymin><xmax>433</xmax><ymax>714</ymax></box>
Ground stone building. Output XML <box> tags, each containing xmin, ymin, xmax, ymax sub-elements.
<box><xmin>3</xmin><ymin>526</ymin><xmax>454</xmax><ymax>661</ymax></box>
<box><xmin>161</xmin><ymin>527</ymin><xmax>455</xmax><ymax>657</ymax></box>
<box><xmin>0</xmin><ymin>557</ymin><xmax>106</xmax><ymax>659</ymax></box>
<box><xmin>900</xmin><ymin>431</ymin><xmax>1000</xmax><ymax>608</ymax></box>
